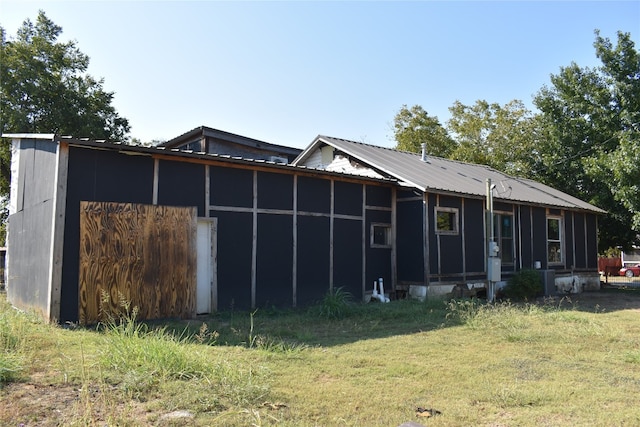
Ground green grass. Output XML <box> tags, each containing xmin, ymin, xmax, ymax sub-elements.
<box><xmin>2</xmin><ymin>291</ymin><xmax>640</xmax><ymax>426</ymax></box>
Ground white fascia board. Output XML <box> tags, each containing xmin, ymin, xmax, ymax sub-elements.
<box><xmin>2</xmin><ymin>133</ymin><xmax>56</xmax><ymax>140</ymax></box>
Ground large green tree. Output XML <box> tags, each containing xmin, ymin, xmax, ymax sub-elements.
<box><xmin>533</xmin><ymin>30</ymin><xmax>639</xmax><ymax>250</ymax></box>
<box><xmin>393</xmin><ymin>104</ymin><xmax>455</xmax><ymax>157</ymax></box>
<box><xmin>446</xmin><ymin>99</ymin><xmax>539</xmax><ymax>177</ymax></box>
<box><xmin>0</xmin><ymin>11</ymin><xmax>130</xmax><ymax>194</ymax></box>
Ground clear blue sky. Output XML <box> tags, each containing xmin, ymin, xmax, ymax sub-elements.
<box><xmin>1</xmin><ymin>1</ymin><xmax>638</xmax><ymax>148</ymax></box>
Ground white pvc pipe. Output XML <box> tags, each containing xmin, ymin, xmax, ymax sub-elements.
<box><xmin>377</xmin><ymin>278</ymin><xmax>390</xmax><ymax>303</ymax></box>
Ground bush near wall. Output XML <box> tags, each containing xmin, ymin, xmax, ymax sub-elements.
<box><xmin>502</xmin><ymin>269</ymin><xmax>543</xmax><ymax>301</ymax></box>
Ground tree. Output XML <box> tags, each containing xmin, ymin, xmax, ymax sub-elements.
<box><xmin>393</xmin><ymin>105</ymin><xmax>455</xmax><ymax>157</ymax></box>
<box><xmin>533</xmin><ymin>30</ymin><xmax>639</xmax><ymax>250</ymax></box>
<box><xmin>0</xmin><ymin>11</ymin><xmax>130</xmax><ymax>194</ymax></box>
<box><xmin>446</xmin><ymin>99</ymin><xmax>539</xmax><ymax>177</ymax></box>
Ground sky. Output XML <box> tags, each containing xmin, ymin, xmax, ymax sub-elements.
<box><xmin>1</xmin><ymin>1</ymin><xmax>639</xmax><ymax>149</ymax></box>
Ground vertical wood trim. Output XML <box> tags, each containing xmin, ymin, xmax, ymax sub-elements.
<box><xmin>204</xmin><ymin>165</ymin><xmax>210</xmax><ymax>218</ymax></box>
<box><xmin>517</xmin><ymin>205</ymin><xmax>523</xmax><ymax>270</ymax></box>
<box><xmin>391</xmin><ymin>187</ymin><xmax>397</xmax><ymax>290</ymax></box>
<box><xmin>530</xmin><ymin>207</ymin><xmax>534</xmax><ymax>267</ymax></box>
<box><xmin>436</xmin><ymin>194</ymin><xmax>441</xmax><ymax>275</ymax></box>
<box><xmin>423</xmin><ymin>192</ymin><xmax>429</xmax><ymax>285</ymax></box>
<box><xmin>211</xmin><ymin>218</ymin><xmax>218</xmax><ymax>312</ymax></box>
<box><xmin>292</xmin><ymin>175</ymin><xmax>298</xmax><ymax>307</ymax></box>
<box><xmin>329</xmin><ymin>180</ymin><xmax>334</xmax><ymax>291</ymax></box>
<box><xmin>47</xmin><ymin>142</ymin><xmax>69</xmax><ymax>323</ymax></box>
<box><xmin>595</xmin><ymin>215</ymin><xmax>599</xmax><ymax>267</ymax></box>
<box><xmin>461</xmin><ymin>198</ymin><xmax>466</xmax><ymax>281</ymax></box>
<box><xmin>152</xmin><ymin>158</ymin><xmax>159</xmax><ymax>205</ymax></box>
<box><xmin>571</xmin><ymin>211</ymin><xmax>576</xmax><ymax>268</ymax></box>
<box><xmin>583</xmin><ymin>212</ymin><xmax>588</xmax><ymax>267</ymax></box>
<box><xmin>251</xmin><ymin>170</ymin><xmax>257</xmax><ymax>309</ymax></box>
<box><xmin>361</xmin><ymin>185</ymin><xmax>367</xmax><ymax>298</ymax></box>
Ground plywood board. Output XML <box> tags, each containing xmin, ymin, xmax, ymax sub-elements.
<box><xmin>79</xmin><ymin>202</ymin><xmax>196</xmax><ymax>324</ymax></box>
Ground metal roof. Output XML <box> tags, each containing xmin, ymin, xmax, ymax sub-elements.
<box><xmin>293</xmin><ymin>135</ymin><xmax>606</xmax><ymax>214</ymax></box>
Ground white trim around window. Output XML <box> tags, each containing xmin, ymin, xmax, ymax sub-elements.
<box><xmin>547</xmin><ymin>216</ymin><xmax>563</xmax><ymax>264</ymax></box>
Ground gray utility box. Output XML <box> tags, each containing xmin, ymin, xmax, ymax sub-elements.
<box><xmin>538</xmin><ymin>269</ymin><xmax>556</xmax><ymax>296</ymax></box>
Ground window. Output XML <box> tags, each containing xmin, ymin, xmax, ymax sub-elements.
<box><xmin>181</xmin><ymin>141</ymin><xmax>200</xmax><ymax>151</ymax></box>
<box><xmin>494</xmin><ymin>213</ymin><xmax>514</xmax><ymax>263</ymax></box>
<box><xmin>371</xmin><ymin>223</ymin><xmax>391</xmax><ymax>247</ymax></box>
<box><xmin>547</xmin><ymin>217</ymin><xmax>562</xmax><ymax>263</ymax></box>
<box><xmin>435</xmin><ymin>207</ymin><xmax>459</xmax><ymax>235</ymax></box>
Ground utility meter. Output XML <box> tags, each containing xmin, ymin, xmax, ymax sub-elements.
<box><xmin>489</xmin><ymin>241</ymin><xmax>500</xmax><ymax>257</ymax></box>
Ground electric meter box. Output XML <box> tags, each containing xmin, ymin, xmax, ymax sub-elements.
<box><xmin>488</xmin><ymin>257</ymin><xmax>502</xmax><ymax>282</ymax></box>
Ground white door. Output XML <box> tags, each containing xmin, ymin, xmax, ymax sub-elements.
<box><xmin>196</xmin><ymin>219</ymin><xmax>217</xmax><ymax>314</ymax></box>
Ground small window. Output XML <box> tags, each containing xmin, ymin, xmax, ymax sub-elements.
<box><xmin>435</xmin><ymin>208</ymin><xmax>459</xmax><ymax>235</ymax></box>
<box><xmin>371</xmin><ymin>223</ymin><xmax>391</xmax><ymax>247</ymax></box>
<box><xmin>547</xmin><ymin>217</ymin><xmax>562</xmax><ymax>264</ymax></box>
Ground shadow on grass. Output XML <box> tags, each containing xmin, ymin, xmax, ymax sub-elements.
<box><xmin>158</xmin><ymin>298</ymin><xmax>452</xmax><ymax>349</ymax></box>
<box><xmin>72</xmin><ymin>287</ymin><xmax>640</xmax><ymax>351</ymax></box>
<box><xmin>150</xmin><ymin>287</ymin><xmax>640</xmax><ymax>349</ymax></box>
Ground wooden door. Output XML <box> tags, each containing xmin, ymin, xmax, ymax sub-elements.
<box><xmin>79</xmin><ymin>202</ymin><xmax>196</xmax><ymax>324</ymax></box>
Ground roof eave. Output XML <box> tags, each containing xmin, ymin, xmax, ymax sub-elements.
<box><xmin>2</xmin><ymin>133</ymin><xmax>57</xmax><ymax>140</ymax></box>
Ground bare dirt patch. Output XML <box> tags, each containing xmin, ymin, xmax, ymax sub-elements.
<box><xmin>550</xmin><ymin>288</ymin><xmax>640</xmax><ymax>312</ymax></box>
<box><xmin>1</xmin><ymin>379</ymin><xmax>152</xmax><ymax>427</ymax></box>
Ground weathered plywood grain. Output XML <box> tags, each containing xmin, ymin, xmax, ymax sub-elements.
<box><xmin>79</xmin><ymin>202</ymin><xmax>196</xmax><ymax>324</ymax></box>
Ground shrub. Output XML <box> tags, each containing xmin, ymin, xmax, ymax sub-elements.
<box><xmin>502</xmin><ymin>269</ymin><xmax>542</xmax><ymax>301</ymax></box>
<box><xmin>316</xmin><ymin>287</ymin><xmax>353</xmax><ymax>319</ymax></box>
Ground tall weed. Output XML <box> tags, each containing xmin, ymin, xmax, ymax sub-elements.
<box><xmin>0</xmin><ymin>296</ymin><xmax>34</xmax><ymax>384</ymax></box>
<box><xmin>446</xmin><ymin>299</ymin><xmax>542</xmax><ymax>331</ymax></box>
<box><xmin>315</xmin><ymin>287</ymin><xmax>353</xmax><ymax>319</ymax></box>
<box><xmin>98</xmin><ymin>295</ymin><xmax>212</xmax><ymax>384</ymax></box>
<box><xmin>97</xmin><ymin>293</ymin><xmax>270</xmax><ymax>407</ymax></box>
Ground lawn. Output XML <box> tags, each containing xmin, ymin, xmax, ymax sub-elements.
<box><xmin>2</xmin><ymin>289</ymin><xmax>640</xmax><ymax>426</ymax></box>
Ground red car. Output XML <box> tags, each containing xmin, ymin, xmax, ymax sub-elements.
<box><xmin>619</xmin><ymin>264</ymin><xmax>640</xmax><ymax>278</ymax></box>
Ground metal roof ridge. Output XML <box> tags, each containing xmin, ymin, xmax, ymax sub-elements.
<box><xmin>319</xmin><ymin>135</ymin><xmax>400</xmax><ymax>152</ymax></box>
